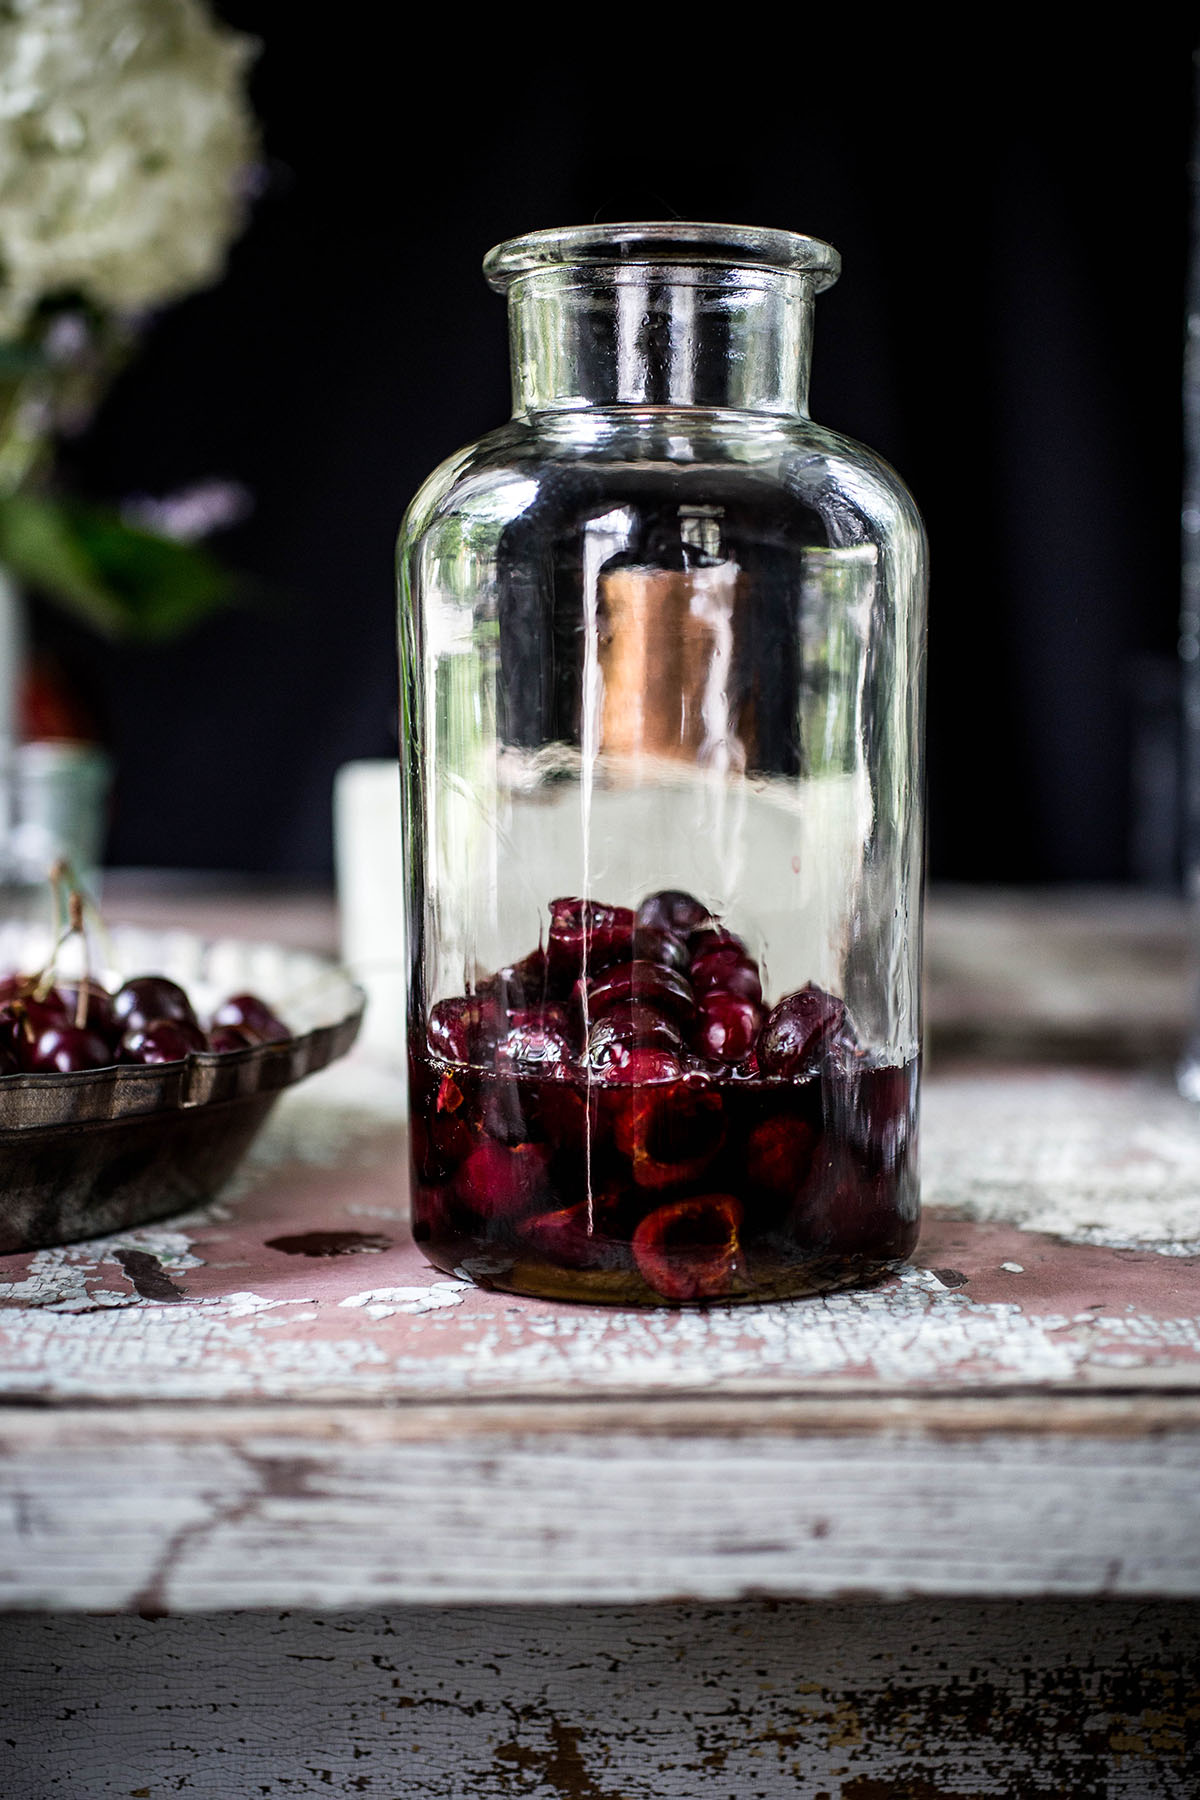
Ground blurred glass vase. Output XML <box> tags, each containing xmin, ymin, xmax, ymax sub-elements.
<box><xmin>1</xmin><ymin>740</ymin><xmax>112</xmax><ymax>908</ymax></box>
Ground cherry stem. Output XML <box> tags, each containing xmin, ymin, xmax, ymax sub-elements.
<box><xmin>67</xmin><ymin>894</ymin><xmax>90</xmax><ymax>1030</ymax></box>
<box><xmin>31</xmin><ymin>862</ymin><xmax>105</xmax><ymax>1010</ymax></box>
<box><xmin>48</xmin><ymin>860</ymin><xmax>65</xmax><ymax>948</ymax></box>
<box><xmin>31</xmin><ymin>859</ymin><xmax>70</xmax><ymax>1000</ymax></box>
<box><xmin>73</xmin><ymin>869</ymin><xmax>116</xmax><ymax>980</ymax></box>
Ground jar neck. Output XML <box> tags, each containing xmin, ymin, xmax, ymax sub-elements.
<box><xmin>507</xmin><ymin>264</ymin><xmax>815</xmax><ymax>418</ymax></box>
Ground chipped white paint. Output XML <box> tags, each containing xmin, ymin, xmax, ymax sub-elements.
<box><xmin>339</xmin><ymin>1280</ymin><xmax>471</xmax><ymax>1317</ymax></box>
<box><xmin>2</xmin><ymin>1255</ymin><xmax>1199</xmax><ymax>1401</ymax></box>
<box><xmin>922</xmin><ymin>1069</ymin><xmax>1200</xmax><ymax>1252</ymax></box>
<box><xmin>4</xmin><ymin>1600</ymin><xmax>1197</xmax><ymax>1799</ymax></box>
<box><xmin>0</xmin><ymin>1224</ymin><xmax>202</xmax><ymax>1312</ymax></box>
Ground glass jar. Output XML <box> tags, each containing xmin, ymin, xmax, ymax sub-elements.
<box><xmin>396</xmin><ymin>223</ymin><xmax>926</xmax><ymax>1304</ymax></box>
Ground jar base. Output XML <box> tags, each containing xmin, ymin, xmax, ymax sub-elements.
<box><xmin>416</xmin><ymin>1238</ymin><xmax>912</xmax><ymax>1306</ymax></box>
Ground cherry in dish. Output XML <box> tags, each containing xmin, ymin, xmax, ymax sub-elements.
<box><xmin>112</xmin><ymin>975</ymin><xmax>198</xmax><ymax>1036</ymax></box>
<box><xmin>120</xmin><ymin>1018</ymin><xmax>210</xmax><ymax>1065</ymax></box>
<box><xmin>409</xmin><ymin>890</ymin><xmax>919</xmax><ymax>1304</ymax></box>
<box><xmin>210</xmin><ymin>992</ymin><xmax>291</xmax><ymax>1044</ymax></box>
<box><xmin>0</xmin><ymin>965</ymin><xmax>295</xmax><ymax>1072</ymax></box>
<box><xmin>25</xmin><ymin>1024</ymin><xmax>113</xmax><ymax>1074</ymax></box>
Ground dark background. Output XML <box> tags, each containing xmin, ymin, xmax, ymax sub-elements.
<box><xmin>44</xmin><ymin>17</ymin><xmax>1194</xmax><ymax>885</ymax></box>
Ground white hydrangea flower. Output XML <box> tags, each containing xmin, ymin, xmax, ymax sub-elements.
<box><xmin>0</xmin><ymin>0</ymin><xmax>259</xmax><ymax>338</ymax></box>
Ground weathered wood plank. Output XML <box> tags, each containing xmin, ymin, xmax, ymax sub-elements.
<box><xmin>2</xmin><ymin>1402</ymin><xmax>1198</xmax><ymax>1610</ymax></box>
<box><xmin>3</xmin><ymin>1599</ymin><xmax>1197</xmax><ymax>1797</ymax></box>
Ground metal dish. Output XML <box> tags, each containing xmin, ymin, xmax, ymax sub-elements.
<box><xmin>0</xmin><ymin>924</ymin><xmax>365</xmax><ymax>1254</ymax></box>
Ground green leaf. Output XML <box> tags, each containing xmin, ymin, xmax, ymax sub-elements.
<box><xmin>0</xmin><ymin>493</ymin><xmax>129</xmax><ymax>636</ymax></box>
<box><xmin>0</xmin><ymin>493</ymin><xmax>241</xmax><ymax>640</ymax></box>
<box><xmin>67</xmin><ymin>505</ymin><xmax>240</xmax><ymax>640</ymax></box>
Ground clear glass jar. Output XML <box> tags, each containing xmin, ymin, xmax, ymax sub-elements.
<box><xmin>397</xmin><ymin>223</ymin><xmax>926</xmax><ymax>1304</ymax></box>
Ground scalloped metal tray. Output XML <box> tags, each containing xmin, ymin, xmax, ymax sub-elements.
<box><xmin>0</xmin><ymin>925</ymin><xmax>365</xmax><ymax>1254</ymax></box>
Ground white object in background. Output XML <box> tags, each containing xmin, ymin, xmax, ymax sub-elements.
<box><xmin>334</xmin><ymin>759</ymin><xmax>407</xmax><ymax>1076</ymax></box>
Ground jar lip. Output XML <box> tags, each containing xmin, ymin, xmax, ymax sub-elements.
<box><xmin>483</xmin><ymin>221</ymin><xmax>841</xmax><ymax>292</ymax></box>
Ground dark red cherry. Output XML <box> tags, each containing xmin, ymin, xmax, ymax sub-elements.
<box><xmin>588</xmin><ymin>1044</ymin><xmax>683</xmax><ymax>1086</ymax></box>
<box><xmin>494</xmin><ymin>1006</ymin><xmax>573</xmax><ymax>1076</ymax></box>
<box><xmin>693</xmin><ymin>991</ymin><xmax>762</xmax><ymax>1064</ymax></box>
<box><xmin>57</xmin><ymin>978</ymin><xmax>118</xmax><ymax>1043</ymax></box>
<box><xmin>0</xmin><ymin>1043</ymin><xmax>18</xmax><ymax>1076</ymax></box>
<box><xmin>632</xmin><ymin>1194</ymin><xmax>743</xmax><ymax>1301</ymax></box>
<box><xmin>480</xmin><ymin>1076</ymin><xmax>541</xmax><ymax>1146</ymax></box>
<box><xmin>113</xmin><ymin>976</ymin><xmax>198</xmax><ymax>1035</ymax></box>
<box><xmin>757</xmin><ymin>983</ymin><xmax>846</xmax><ymax>1079</ymax></box>
<box><xmin>211</xmin><ymin>992</ymin><xmax>290</xmax><ymax>1043</ymax></box>
<box><xmin>583</xmin><ymin>961</ymin><xmax>695</xmax><ymax>1027</ymax></box>
<box><xmin>428</xmin><ymin>995</ymin><xmax>501</xmax><ymax>1063</ymax></box>
<box><xmin>0</xmin><ymin>1000</ymin><xmax>25</xmax><ymax>1058</ymax></box>
<box><xmin>689</xmin><ymin>947</ymin><xmax>763</xmax><ymax>1004</ymax></box>
<box><xmin>534</xmin><ymin>1078</ymin><xmax>589</xmax><ymax>1153</ymax></box>
<box><xmin>409</xmin><ymin>1114</ymin><xmax>437</xmax><ymax>1183</ymax></box>
<box><xmin>519</xmin><ymin>1202</ymin><xmax>624</xmax><ymax>1270</ymax></box>
<box><xmin>120</xmin><ymin>1017</ymin><xmax>208</xmax><ymax>1065</ymax></box>
<box><xmin>0</xmin><ymin>973</ymin><xmax>36</xmax><ymax>1006</ymax></box>
<box><xmin>546</xmin><ymin>897</ymin><xmax>635</xmax><ymax>985</ymax></box>
<box><xmin>454</xmin><ymin>1138</ymin><xmax>552</xmax><ymax>1221</ymax></box>
<box><xmin>509</xmin><ymin>1002</ymin><xmax>570</xmax><ymax>1034</ymax></box>
<box><xmin>14</xmin><ymin>986</ymin><xmax>71</xmax><ymax>1040</ymax></box>
<box><xmin>208</xmin><ymin>1024</ymin><xmax>258</xmax><ymax>1053</ymax></box>
<box><xmin>746</xmin><ymin>1114</ymin><xmax>817</xmax><ymax>1196</ymax></box>
<box><xmin>687</xmin><ymin>925</ymin><xmax>747</xmax><ymax>961</ymax></box>
<box><xmin>428</xmin><ymin>1071</ymin><xmax>479</xmax><ymax>1168</ymax></box>
<box><xmin>488</xmin><ymin>947</ymin><xmax>550</xmax><ymax>1010</ymax></box>
<box><xmin>635</xmin><ymin>889</ymin><xmax>712</xmax><ymax>935</ymax></box>
<box><xmin>630</xmin><ymin>924</ymin><xmax>690</xmax><ymax>973</ymax></box>
<box><xmin>24</xmin><ymin>1023</ymin><xmax>113</xmax><ymax>1073</ymax></box>
<box><xmin>585</xmin><ymin>1005</ymin><xmax>682</xmax><ymax>1071</ymax></box>
<box><xmin>613</xmin><ymin>1079</ymin><xmax>725</xmax><ymax>1190</ymax></box>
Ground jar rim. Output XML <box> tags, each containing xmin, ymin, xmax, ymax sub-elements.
<box><xmin>483</xmin><ymin>221</ymin><xmax>841</xmax><ymax>292</ymax></box>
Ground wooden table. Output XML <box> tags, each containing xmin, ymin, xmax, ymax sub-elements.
<box><xmin>2</xmin><ymin>883</ymin><xmax>1198</xmax><ymax>1797</ymax></box>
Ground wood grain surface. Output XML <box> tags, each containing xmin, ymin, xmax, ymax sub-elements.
<box><xmin>3</xmin><ymin>1600</ymin><xmax>1197</xmax><ymax>1798</ymax></box>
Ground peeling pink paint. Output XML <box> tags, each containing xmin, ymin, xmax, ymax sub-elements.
<box><xmin>2</xmin><ymin>1063</ymin><xmax>1199</xmax><ymax>1403</ymax></box>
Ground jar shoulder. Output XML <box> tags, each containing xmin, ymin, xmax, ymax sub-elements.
<box><xmin>397</xmin><ymin>423</ymin><xmax>542</xmax><ymax>553</ymax></box>
<box><xmin>789</xmin><ymin>419</ymin><xmax>926</xmax><ymax>541</ymax></box>
<box><xmin>398</xmin><ymin>414</ymin><xmax>924</xmax><ymax>560</ymax></box>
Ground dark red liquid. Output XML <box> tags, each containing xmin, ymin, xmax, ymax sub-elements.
<box><xmin>409</xmin><ymin>1048</ymin><xmax>918</xmax><ymax>1304</ymax></box>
